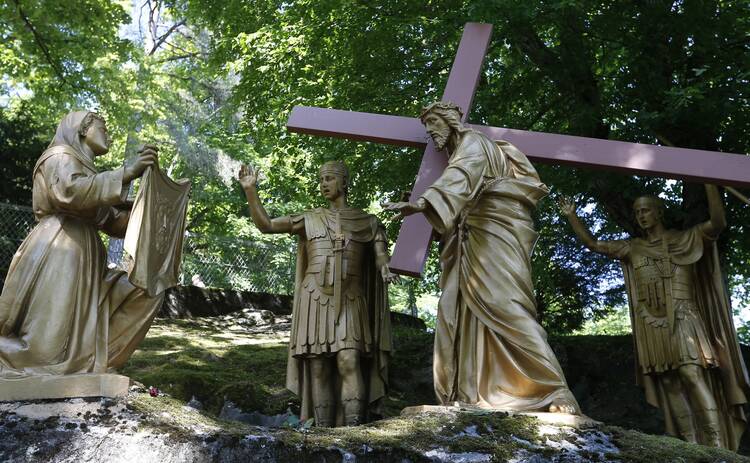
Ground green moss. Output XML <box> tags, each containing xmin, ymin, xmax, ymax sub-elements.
<box><xmin>121</xmin><ymin>319</ymin><xmax>294</xmax><ymax>416</ymax></box>
<box><xmin>445</xmin><ymin>411</ymin><xmax>540</xmax><ymax>460</ymax></box>
<box><xmin>126</xmin><ymin>393</ymin><xmax>249</xmax><ymax>436</ymax></box>
<box><xmin>124</xmin><ymin>390</ymin><xmax>750</xmax><ymax>463</ymax></box>
<box><xmin>124</xmin><ymin>392</ymin><xmax>543</xmax><ymax>461</ymax></box>
<box><xmin>277</xmin><ymin>409</ymin><xmax>541</xmax><ymax>461</ymax></box>
<box><xmin>605</xmin><ymin>426</ymin><xmax>750</xmax><ymax>463</ymax></box>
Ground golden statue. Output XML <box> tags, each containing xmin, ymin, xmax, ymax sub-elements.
<box><xmin>385</xmin><ymin>102</ymin><xmax>580</xmax><ymax>414</ymax></box>
<box><xmin>238</xmin><ymin>161</ymin><xmax>396</xmax><ymax>426</ymax></box>
<box><xmin>560</xmin><ymin>186</ymin><xmax>749</xmax><ymax>449</ymax></box>
<box><xmin>0</xmin><ymin>111</ymin><xmax>168</xmax><ymax>395</ymax></box>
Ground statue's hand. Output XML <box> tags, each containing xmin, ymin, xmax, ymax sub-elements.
<box><xmin>238</xmin><ymin>164</ymin><xmax>259</xmax><ymax>190</ymax></box>
<box><xmin>558</xmin><ymin>196</ymin><xmax>576</xmax><ymax>217</ymax></box>
<box><xmin>383</xmin><ymin>199</ymin><xmax>426</xmax><ymax>220</ymax></box>
<box><xmin>380</xmin><ymin>265</ymin><xmax>400</xmax><ymax>284</ymax></box>
<box><xmin>124</xmin><ymin>145</ymin><xmax>159</xmax><ymax>183</ymax></box>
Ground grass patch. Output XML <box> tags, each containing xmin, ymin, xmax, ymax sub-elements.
<box><xmin>121</xmin><ymin>319</ymin><xmax>293</xmax><ymax>416</ymax></box>
<box><xmin>123</xmin><ymin>320</ymin><xmax>437</xmax><ymax>418</ymax></box>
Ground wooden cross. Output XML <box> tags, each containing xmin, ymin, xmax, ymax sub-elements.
<box><xmin>286</xmin><ymin>22</ymin><xmax>750</xmax><ymax>277</ymax></box>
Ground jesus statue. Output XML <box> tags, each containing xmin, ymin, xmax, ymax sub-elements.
<box><xmin>386</xmin><ymin>101</ymin><xmax>579</xmax><ymax>414</ymax></box>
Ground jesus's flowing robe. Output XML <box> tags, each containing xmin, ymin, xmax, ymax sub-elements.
<box><xmin>420</xmin><ymin>130</ymin><xmax>579</xmax><ymax>412</ymax></box>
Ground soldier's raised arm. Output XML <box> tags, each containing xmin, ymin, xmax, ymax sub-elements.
<box><xmin>701</xmin><ymin>184</ymin><xmax>727</xmax><ymax>238</ymax></box>
<box><xmin>238</xmin><ymin>165</ymin><xmax>298</xmax><ymax>234</ymax></box>
<box><xmin>559</xmin><ymin>196</ymin><xmax>625</xmax><ymax>258</ymax></box>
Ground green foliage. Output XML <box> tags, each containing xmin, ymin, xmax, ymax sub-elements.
<box><xmin>737</xmin><ymin>321</ymin><xmax>750</xmax><ymax>346</ymax></box>
<box><xmin>168</xmin><ymin>0</ymin><xmax>750</xmax><ymax>333</ymax></box>
<box><xmin>388</xmin><ymin>279</ymin><xmax>439</xmax><ymax>329</ymax></box>
<box><xmin>573</xmin><ymin>305</ymin><xmax>632</xmax><ymax>336</ymax></box>
<box><xmin>0</xmin><ymin>0</ymin><xmax>134</xmax><ymax>122</ymax></box>
<box><xmin>0</xmin><ymin>105</ymin><xmax>47</xmax><ymax>205</ymax></box>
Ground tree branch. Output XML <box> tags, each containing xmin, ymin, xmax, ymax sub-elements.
<box><xmin>149</xmin><ymin>19</ymin><xmax>187</xmax><ymax>55</ymax></box>
<box><xmin>11</xmin><ymin>0</ymin><xmax>75</xmax><ymax>89</ymax></box>
<box><xmin>156</xmin><ymin>52</ymin><xmax>199</xmax><ymax>63</ymax></box>
<box><xmin>525</xmin><ymin>93</ymin><xmax>569</xmax><ymax>130</ymax></box>
<box><xmin>163</xmin><ymin>39</ymin><xmax>194</xmax><ymax>56</ymax></box>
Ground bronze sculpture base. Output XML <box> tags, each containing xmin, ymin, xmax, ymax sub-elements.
<box><xmin>0</xmin><ymin>373</ymin><xmax>130</xmax><ymax>401</ymax></box>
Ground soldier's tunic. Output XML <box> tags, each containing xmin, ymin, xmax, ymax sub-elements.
<box><xmin>288</xmin><ymin>207</ymin><xmax>386</xmax><ymax>356</ymax></box>
<box><xmin>610</xmin><ymin>227</ymin><xmax>718</xmax><ymax>373</ymax></box>
<box><xmin>285</xmin><ymin>207</ymin><xmax>391</xmax><ymax>422</ymax></box>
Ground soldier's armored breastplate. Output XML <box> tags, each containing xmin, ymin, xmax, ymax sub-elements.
<box><xmin>670</xmin><ymin>264</ymin><xmax>696</xmax><ymax>301</ymax></box>
<box><xmin>305</xmin><ymin>237</ymin><xmax>365</xmax><ymax>296</ymax></box>
<box><xmin>633</xmin><ymin>254</ymin><xmax>695</xmax><ymax>317</ymax></box>
<box><xmin>634</xmin><ymin>256</ymin><xmax>668</xmax><ymax>317</ymax></box>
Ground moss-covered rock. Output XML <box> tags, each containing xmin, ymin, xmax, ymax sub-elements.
<box><xmin>605</xmin><ymin>425</ymin><xmax>746</xmax><ymax>463</ymax></box>
<box><xmin>1</xmin><ymin>394</ymin><xmax>746</xmax><ymax>462</ymax></box>
<box><xmin>4</xmin><ymin>314</ymin><xmax>746</xmax><ymax>462</ymax></box>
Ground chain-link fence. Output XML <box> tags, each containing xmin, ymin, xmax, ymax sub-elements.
<box><xmin>0</xmin><ymin>203</ymin><xmax>35</xmax><ymax>286</ymax></box>
<box><xmin>178</xmin><ymin>234</ymin><xmax>295</xmax><ymax>294</ymax></box>
<box><xmin>0</xmin><ymin>202</ymin><xmax>296</xmax><ymax>294</ymax></box>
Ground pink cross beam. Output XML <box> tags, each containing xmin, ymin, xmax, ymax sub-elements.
<box><xmin>286</xmin><ymin>23</ymin><xmax>750</xmax><ymax>277</ymax></box>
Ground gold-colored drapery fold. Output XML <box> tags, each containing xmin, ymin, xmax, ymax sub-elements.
<box><xmin>124</xmin><ymin>166</ymin><xmax>190</xmax><ymax>297</ymax></box>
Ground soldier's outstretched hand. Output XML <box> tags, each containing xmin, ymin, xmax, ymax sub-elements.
<box><xmin>380</xmin><ymin>265</ymin><xmax>400</xmax><ymax>285</ymax></box>
<box><xmin>558</xmin><ymin>196</ymin><xmax>576</xmax><ymax>217</ymax></box>
<box><xmin>238</xmin><ymin>164</ymin><xmax>259</xmax><ymax>190</ymax></box>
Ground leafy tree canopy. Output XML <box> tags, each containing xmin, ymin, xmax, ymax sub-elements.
<box><xmin>1</xmin><ymin>0</ymin><xmax>748</xmax><ymax>334</ymax></box>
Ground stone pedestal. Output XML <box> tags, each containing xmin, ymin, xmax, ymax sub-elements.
<box><xmin>0</xmin><ymin>374</ymin><xmax>130</xmax><ymax>401</ymax></box>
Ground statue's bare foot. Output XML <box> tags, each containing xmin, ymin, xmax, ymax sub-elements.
<box><xmin>548</xmin><ymin>400</ymin><xmax>576</xmax><ymax>414</ymax></box>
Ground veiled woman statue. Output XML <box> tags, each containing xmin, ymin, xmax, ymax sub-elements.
<box><xmin>0</xmin><ymin>111</ymin><xmax>163</xmax><ymax>380</ymax></box>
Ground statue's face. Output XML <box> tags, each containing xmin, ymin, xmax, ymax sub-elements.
<box><xmin>83</xmin><ymin>118</ymin><xmax>111</xmax><ymax>156</ymax></box>
<box><xmin>422</xmin><ymin>112</ymin><xmax>452</xmax><ymax>150</ymax></box>
<box><xmin>633</xmin><ymin>197</ymin><xmax>662</xmax><ymax>231</ymax></box>
<box><xmin>320</xmin><ymin>173</ymin><xmax>345</xmax><ymax>202</ymax></box>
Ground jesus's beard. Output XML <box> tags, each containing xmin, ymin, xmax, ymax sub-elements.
<box><xmin>431</xmin><ymin>133</ymin><xmax>449</xmax><ymax>151</ymax></box>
